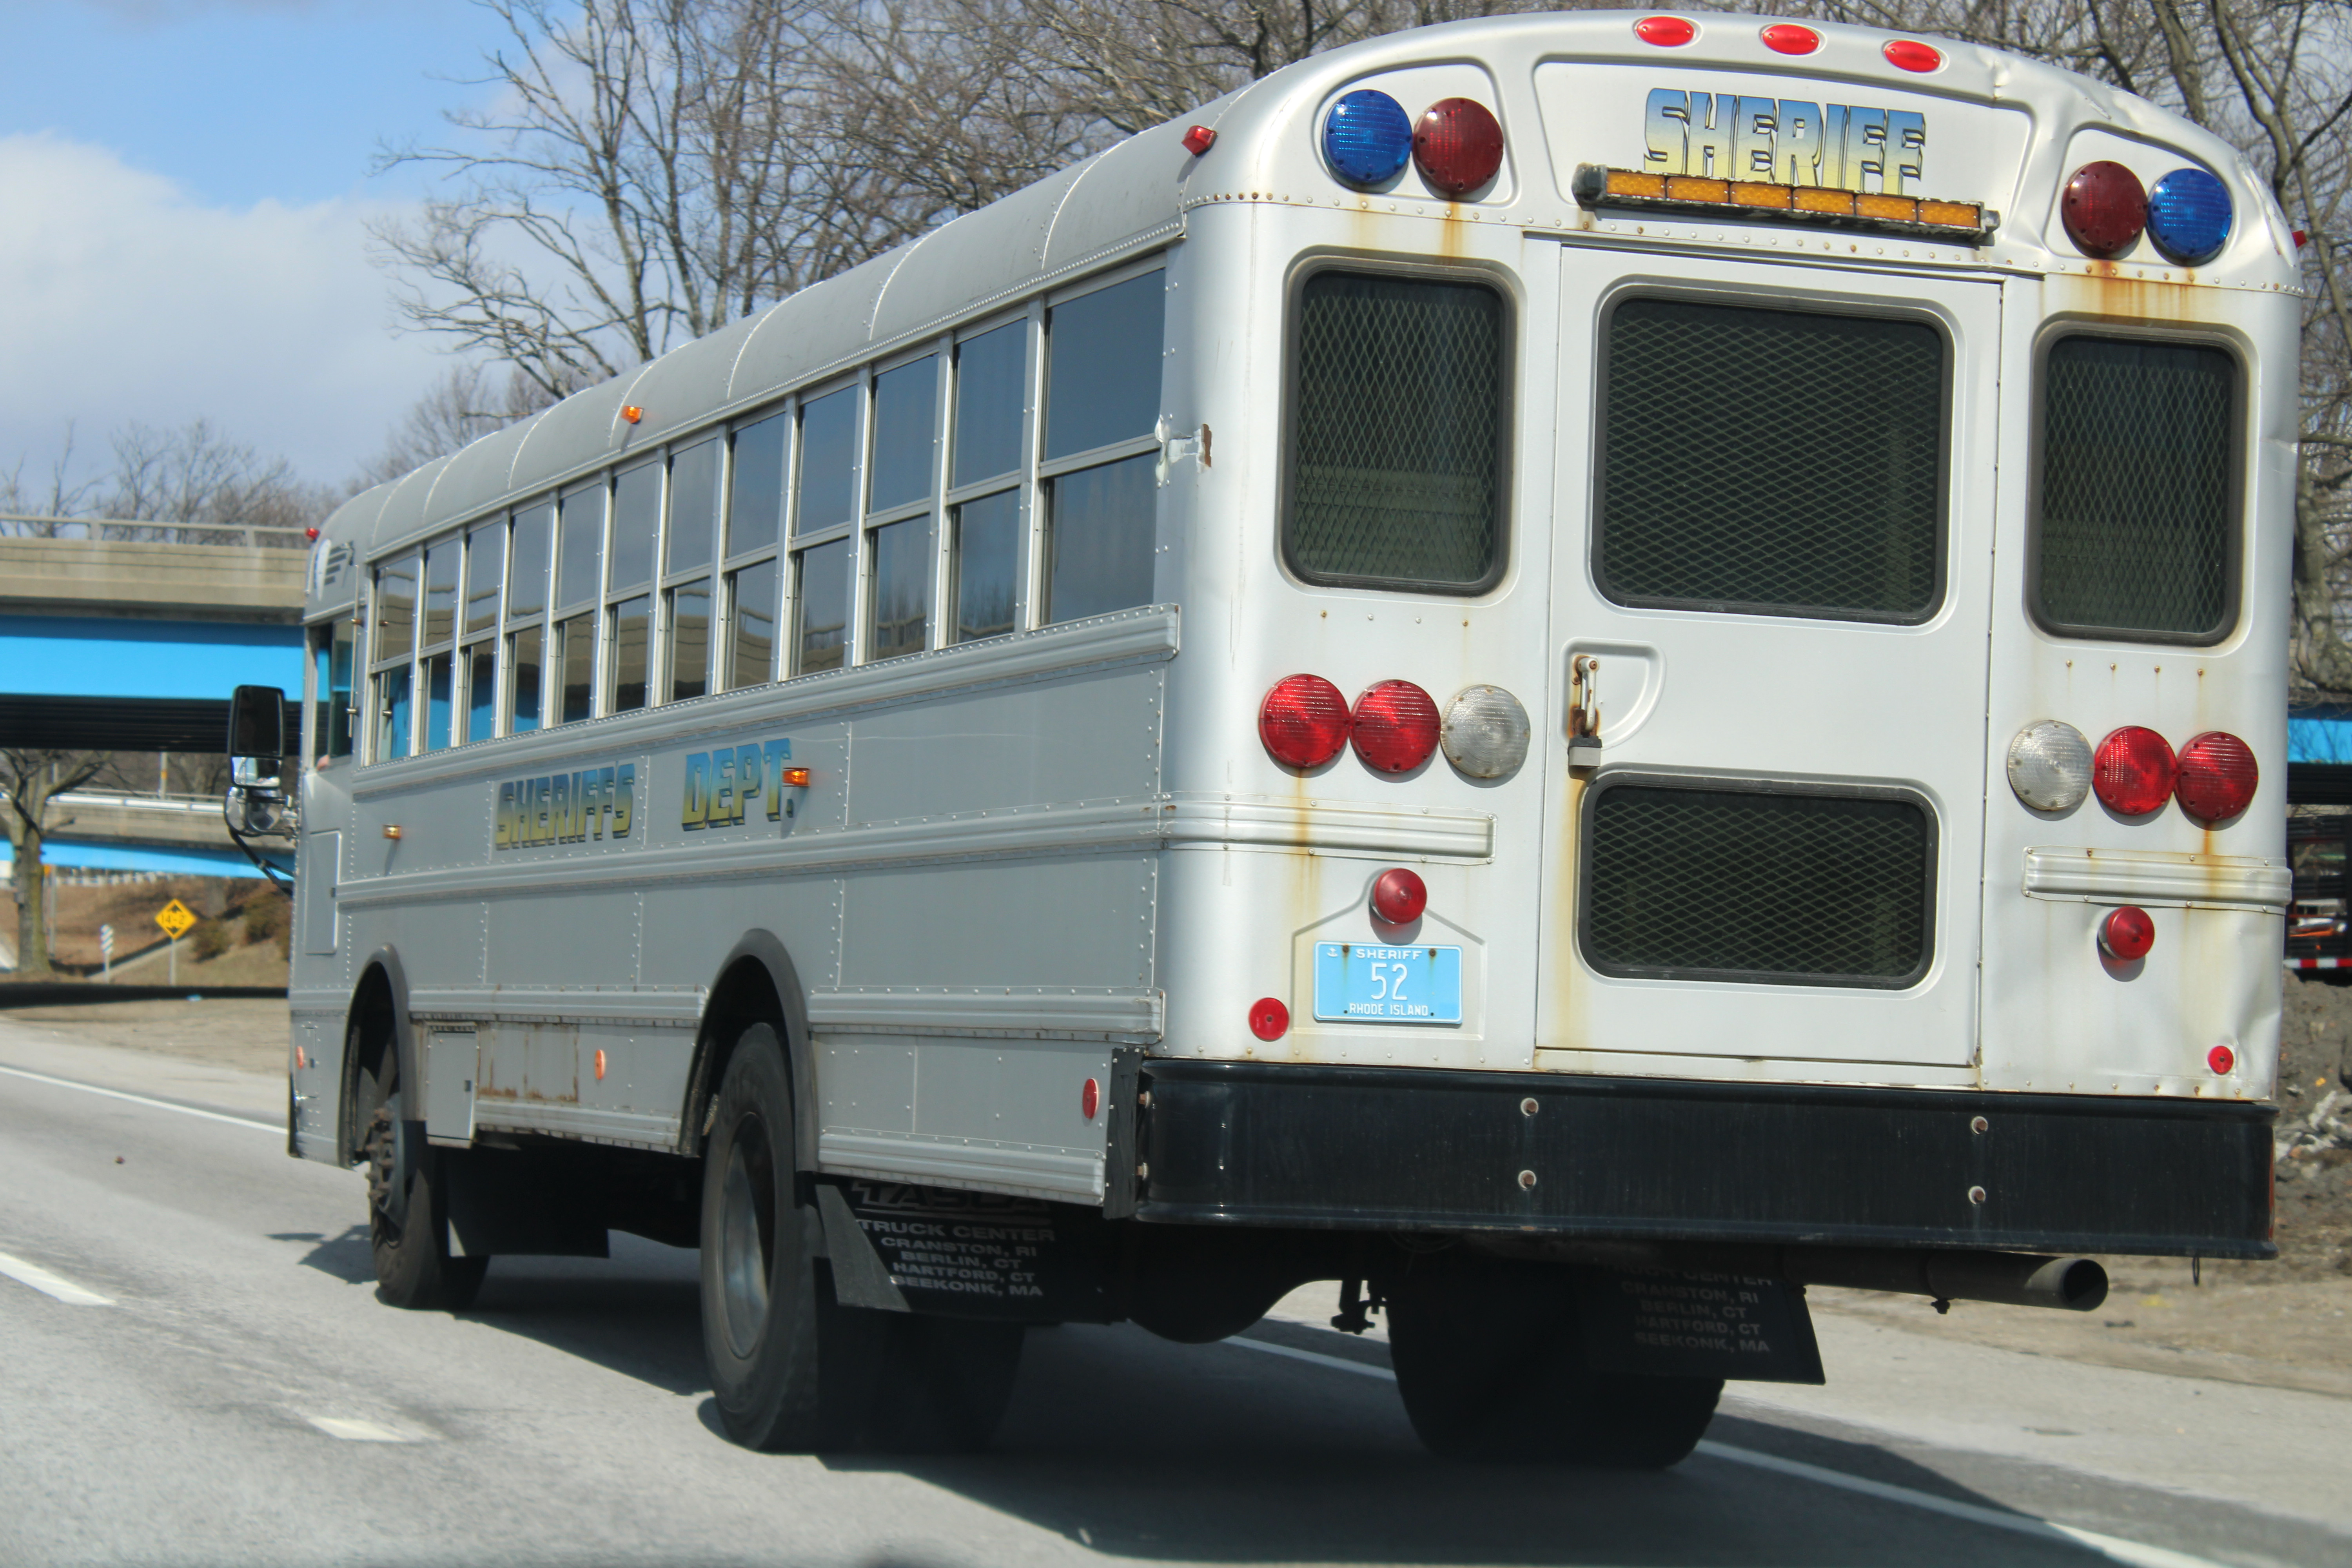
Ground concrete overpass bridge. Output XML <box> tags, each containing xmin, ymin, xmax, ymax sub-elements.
<box><xmin>2</xmin><ymin>522</ymin><xmax>305</xmax><ymax>877</ymax></box>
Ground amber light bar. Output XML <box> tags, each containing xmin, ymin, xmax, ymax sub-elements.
<box><xmin>1572</xmin><ymin>164</ymin><xmax>1995</xmax><ymax>241</ymax></box>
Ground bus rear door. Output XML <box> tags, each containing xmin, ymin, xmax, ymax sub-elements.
<box><xmin>1536</xmin><ymin>249</ymin><xmax>2004</xmax><ymax>1076</ymax></box>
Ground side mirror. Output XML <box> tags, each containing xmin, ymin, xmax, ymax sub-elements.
<box><xmin>226</xmin><ymin>684</ymin><xmax>285</xmax><ymax>768</ymax></box>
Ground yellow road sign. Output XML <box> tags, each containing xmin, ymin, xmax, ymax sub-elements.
<box><xmin>155</xmin><ymin>899</ymin><xmax>195</xmax><ymax>941</ymax></box>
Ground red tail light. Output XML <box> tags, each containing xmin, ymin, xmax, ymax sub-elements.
<box><xmin>1412</xmin><ymin>98</ymin><xmax>1504</xmax><ymax>197</ymax></box>
<box><xmin>1351</xmin><ymin>681</ymin><xmax>1441</xmax><ymax>773</ymax></box>
<box><xmin>2062</xmin><ymin>161</ymin><xmax>2148</xmax><ymax>258</ymax></box>
<box><xmin>2174</xmin><ymin>731</ymin><xmax>2258</xmax><ymax>822</ymax></box>
<box><xmin>1260</xmin><ymin>675</ymin><xmax>1350</xmax><ymax>768</ymax></box>
<box><xmin>2093</xmin><ymin>727</ymin><xmax>2176</xmax><ymax>816</ymax></box>
<box><xmin>1371</xmin><ymin>867</ymin><xmax>1428</xmax><ymax>924</ymax></box>
<box><xmin>2100</xmin><ymin>905</ymin><xmax>2155</xmax><ymax>961</ymax></box>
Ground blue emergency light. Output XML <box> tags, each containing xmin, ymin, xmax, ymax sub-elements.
<box><xmin>2146</xmin><ymin>167</ymin><xmax>2232</xmax><ymax>266</ymax></box>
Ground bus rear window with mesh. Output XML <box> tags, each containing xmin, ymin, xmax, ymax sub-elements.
<box><xmin>2034</xmin><ymin>336</ymin><xmax>2236</xmax><ymax>642</ymax></box>
<box><xmin>1286</xmin><ymin>271</ymin><xmax>1506</xmax><ymax>592</ymax></box>
<box><xmin>1582</xmin><ymin>781</ymin><xmax>1935</xmax><ymax>988</ymax></box>
<box><xmin>1598</xmin><ymin>299</ymin><xmax>1945</xmax><ymax>622</ymax></box>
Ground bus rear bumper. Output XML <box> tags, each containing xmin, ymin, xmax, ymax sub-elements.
<box><xmin>1133</xmin><ymin>1060</ymin><xmax>2277</xmax><ymax>1259</ymax></box>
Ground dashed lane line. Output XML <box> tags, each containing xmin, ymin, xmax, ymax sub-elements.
<box><xmin>1224</xmin><ymin>1331</ymin><xmax>2231</xmax><ymax>1568</ymax></box>
<box><xmin>0</xmin><ymin>1249</ymin><xmax>115</xmax><ymax>1306</ymax></box>
<box><xmin>0</xmin><ymin>1063</ymin><xmax>279</xmax><ymax>1134</ymax></box>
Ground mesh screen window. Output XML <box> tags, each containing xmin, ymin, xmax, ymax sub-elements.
<box><xmin>1583</xmin><ymin>782</ymin><xmax>1933</xmax><ymax>987</ymax></box>
<box><xmin>1598</xmin><ymin>299</ymin><xmax>1945</xmax><ymax>621</ymax></box>
<box><xmin>2035</xmin><ymin>336</ymin><xmax>2236</xmax><ymax>641</ymax></box>
<box><xmin>1286</xmin><ymin>270</ymin><xmax>1506</xmax><ymax>591</ymax></box>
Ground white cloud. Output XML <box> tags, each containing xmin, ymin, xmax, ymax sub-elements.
<box><xmin>0</xmin><ymin>131</ymin><xmax>447</xmax><ymax>492</ymax></box>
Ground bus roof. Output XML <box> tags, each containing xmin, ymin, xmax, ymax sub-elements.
<box><xmin>314</xmin><ymin>8</ymin><xmax>2292</xmax><ymax>598</ymax></box>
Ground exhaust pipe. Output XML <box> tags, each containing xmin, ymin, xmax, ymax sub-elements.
<box><xmin>1780</xmin><ymin>1248</ymin><xmax>2108</xmax><ymax>1312</ymax></box>
<box><xmin>1467</xmin><ymin>1238</ymin><xmax>2109</xmax><ymax>1312</ymax></box>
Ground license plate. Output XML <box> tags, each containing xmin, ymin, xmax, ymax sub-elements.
<box><xmin>1312</xmin><ymin>943</ymin><xmax>1462</xmax><ymax>1023</ymax></box>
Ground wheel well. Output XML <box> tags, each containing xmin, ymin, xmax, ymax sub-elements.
<box><xmin>685</xmin><ymin>956</ymin><xmax>786</xmax><ymax>1158</ymax></box>
<box><xmin>341</xmin><ymin>965</ymin><xmax>397</xmax><ymax>1164</ymax></box>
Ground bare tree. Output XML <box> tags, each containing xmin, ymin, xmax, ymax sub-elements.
<box><xmin>2</xmin><ymin>750</ymin><xmax>119</xmax><ymax>978</ymax></box>
<box><xmin>350</xmin><ymin>362</ymin><xmax>565</xmax><ymax>491</ymax></box>
<box><xmin>2</xmin><ymin>417</ymin><xmax>331</xmax><ymax>543</ymax></box>
<box><xmin>372</xmin><ymin>0</ymin><xmax>925</xmax><ymax>401</ymax></box>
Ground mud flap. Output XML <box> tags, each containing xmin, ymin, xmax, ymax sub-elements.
<box><xmin>1573</xmin><ymin>1266</ymin><xmax>1825</xmax><ymax>1384</ymax></box>
<box><xmin>828</xmin><ymin>1179</ymin><xmax>1114</xmax><ymax>1321</ymax></box>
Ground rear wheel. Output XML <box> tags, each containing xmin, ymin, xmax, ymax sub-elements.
<box><xmin>357</xmin><ymin>1017</ymin><xmax>487</xmax><ymax>1312</ymax></box>
<box><xmin>698</xmin><ymin>1022</ymin><xmax>1024</xmax><ymax>1452</ymax></box>
<box><xmin>1386</xmin><ymin>1259</ymin><xmax>1719</xmax><ymax>1468</ymax></box>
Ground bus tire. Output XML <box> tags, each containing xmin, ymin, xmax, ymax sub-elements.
<box><xmin>700</xmin><ymin>1023</ymin><xmax>878</xmax><ymax>1451</ymax></box>
<box><xmin>358</xmin><ymin>1027</ymin><xmax>488</xmax><ymax>1312</ymax></box>
<box><xmin>1387</xmin><ymin>1260</ymin><xmax>1720</xmax><ymax>1468</ymax></box>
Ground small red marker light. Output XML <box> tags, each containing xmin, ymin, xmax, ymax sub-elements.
<box><xmin>1082</xmin><ymin>1078</ymin><xmax>1100</xmax><ymax>1118</ymax></box>
<box><xmin>2062</xmin><ymin>161</ymin><xmax>2149</xmax><ymax>258</ymax></box>
<box><xmin>1883</xmin><ymin>38</ymin><xmax>1943</xmax><ymax>71</ymax></box>
<box><xmin>1371</xmin><ymin>867</ymin><xmax>1428</xmax><ymax>924</ymax></box>
<box><xmin>1261</xmin><ymin>674</ymin><xmax>1351</xmax><ymax>769</ymax></box>
<box><xmin>594</xmin><ymin>1048</ymin><xmax>608</xmax><ymax>1080</ymax></box>
<box><xmin>1249</xmin><ymin>997</ymin><xmax>1290</xmax><ymax>1041</ymax></box>
<box><xmin>2207</xmin><ymin>1044</ymin><xmax>2236</xmax><ymax>1075</ymax></box>
<box><xmin>1182</xmin><ymin>125</ymin><xmax>1216</xmax><ymax>156</ymax></box>
<box><xmin>305</xmin><ymin>526</ymin><xmax>320</xmax><ymax>541</ymax></box>
<box><xmin>1351</xmin><ymin>680</ymin><xmax>1441</xmax><ymax>773</ymax></box>
<box><xmin>2099</xmin><ymin>906</ymin><xmax>2155</xmax><ymax>962</ymax></box>
<box><xmin>2093</xmin><ymin>726</ymin><xmax>2176</xmax><ymax>816</ymax></box>
<box><xmin>2294</xmin><ymin>229</ymin><xmax>2309</xmax><ymax>247</ymax></box>
<box><xmin>1635</xmin><ymin>14</ymin><xmax>1695</xmax><ymax>45</ymax></box>
<box><xmin>621</xmin><ymin>405</ymin><xmax>644</xmax><ymax>424</ymax></box>
<box><xmin>1762</xmin><ymin>23</ymin><xmax>1820</xmax><ymax>53</ymax></box>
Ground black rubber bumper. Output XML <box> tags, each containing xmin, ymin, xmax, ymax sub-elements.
<box><xmin>1134</xmin><ymin>1060</ymin><xmax>2277</xmax><ymax>1258</ymax></box>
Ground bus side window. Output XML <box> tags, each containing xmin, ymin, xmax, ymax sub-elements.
<box><xmin>370</xmin><ymin>555</ymin><xmax>418</xmax><ymax>761</ymax></box>
<box><xmin>312</xmin><ymin>618</ymin><xmax>355</xmax><ymax>764</ymax></box>
<box><xmin>722</xmin><ymin>410</ymin><xmax>786</xmax><ymax>690</ymax></box>
<box><xmin>506</xmin><ymin>500</ymin><xmax>552</xmax><ymax>733</ymax></box>
<box><xmin>950</xmin><ymin>321</ymin><xmax>1025</xmax><ymax>643</ymax></box>
<box><xmin>1041</xmin><ymin>271</ymin><xmax>1163</xmax><ymax>624</ymax></box>
<box><xmin>420</xmin><ymin>534</ymin><xmax>460</xmax><ymax>752</ymax></box>
<box><xmin>556</xmin><ymin>482</ymin><xmax>605</xmax><ymax>723</ymax></box>
<box><xmin>793</xmin><ymin>388</ymin><xmax>858</xmax><ymax>673</ymax></box>
<box><xmin>609</xmin><ymin>461</ymin><xmax>661</xmax><ymax>714</ymax></box>
<box><xmin>663</xmin><ymin>436</ymin><xmax>721</xmax><ymax>703</ymax></box>
<box><xmin>866</xmin><ymin>354</ymin><xmax>939</xmax><ymax>662</ymax></box>
<box><xmin>461</xmin><ymin>516</ymin><xmax>504</xmax><ymax>743</ymax></box>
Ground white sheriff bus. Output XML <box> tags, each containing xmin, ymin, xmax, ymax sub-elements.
<box><xmin>235</xmin><ymin>9</ymin><xmax>2295</xmax><ymax>1464</ymax></box>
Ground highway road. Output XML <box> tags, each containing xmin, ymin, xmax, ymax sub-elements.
<box><xmin>2</xmin><ymin>1026</ymin><xmax>2347</xmax><ymax>1568</ymax></box>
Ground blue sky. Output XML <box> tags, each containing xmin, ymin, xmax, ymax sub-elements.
<box><xmin>0</xmin><ymin>0</ymin><xmax>521</xmax><ymax>494</ymax></box>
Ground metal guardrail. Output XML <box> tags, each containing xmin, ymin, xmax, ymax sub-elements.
<box><xmin>0</xmin><ymin>514</ymin><xmax>310</xmax><ymax>550</ymax></box>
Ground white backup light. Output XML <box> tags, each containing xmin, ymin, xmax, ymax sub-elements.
<box><xmin>2007</xmin><ymin>720</ymin><xmax>2094</xmax><ymax>812</ymax></box>
<box><xmin>1440</xmin><ymin>685</ymin><xmax>1531</xmax><ymax>778</ymax></box>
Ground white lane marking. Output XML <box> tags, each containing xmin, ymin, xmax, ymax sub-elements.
<box><xmin>0</xmin><ymin>1063</ymin><xmax>279</xmax><ymax>1134</ymax></box>
<box><xmin>0</xmin><ymin>1249</ymin><xmax>115</xmax><ymax>1306</ymax></box>
<box><xmin>1697</xmin><ymin>1442</ymin><xmax>2231</xmax><ymax>1568</ymax></box>
<box><xmin>1228</xmin><ymin>1332</ymin><xmax>2230</xmax><ymax>1568</ymax></box>
<box><xmin>306</xmin><ymin>1416</ymin><xmax>416</xmax><ymax>1443</ymax></box>
<box><xmin>1230</xmin><ymin>1333</ymin><xmax>1397</xmax><ymax>1381</ymax></box>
